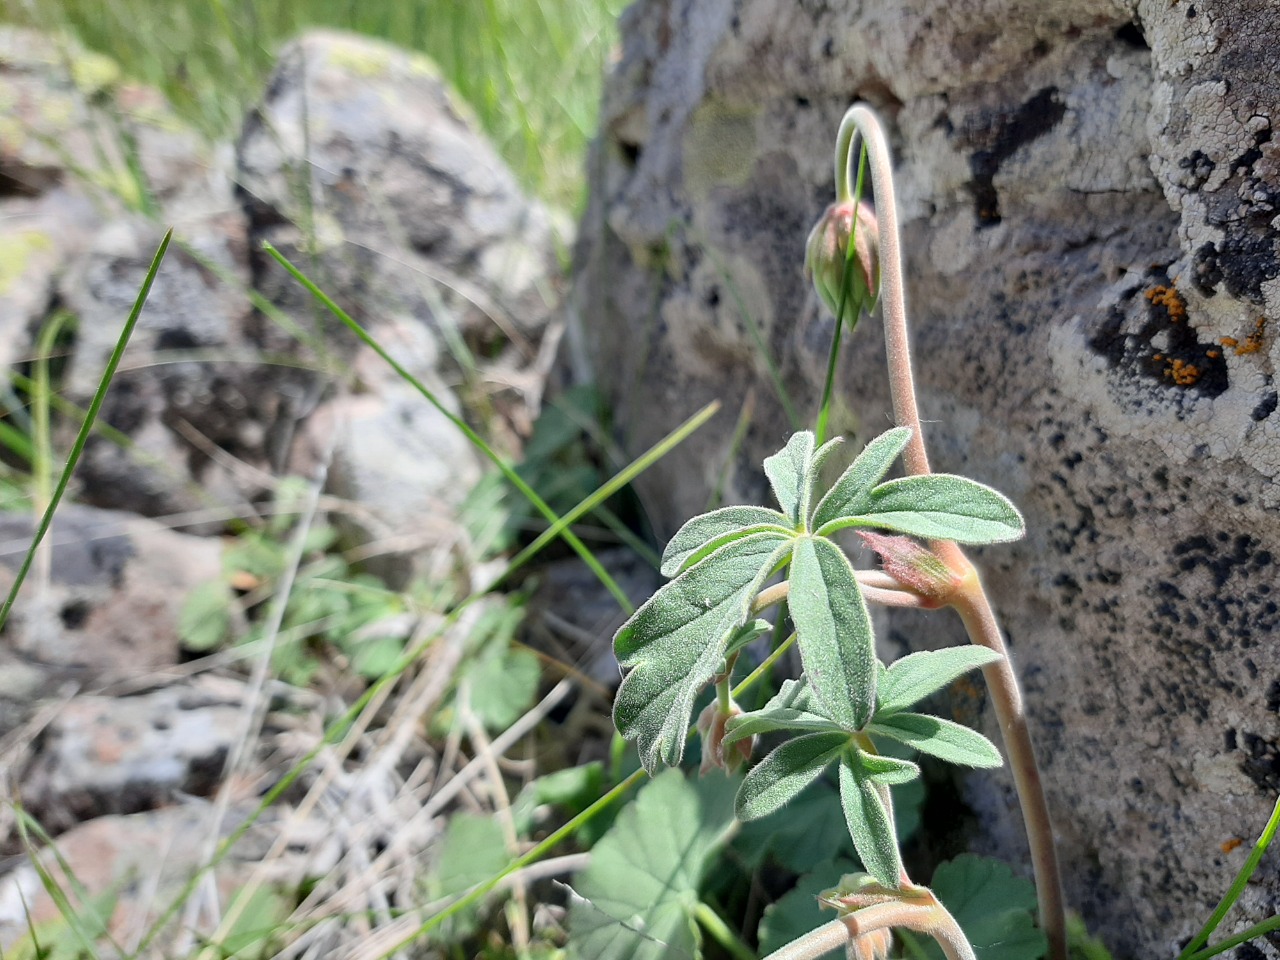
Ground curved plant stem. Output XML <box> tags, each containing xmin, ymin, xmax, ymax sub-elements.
<box><xmin>840</xmin><ymin>104</ymin><xmax>1066</xmax><ymax>960</ymax></box>
<box><xmin>761</xmin><ymin>900</ymin><xmax>976</xmax><ymax>960</ymax></box>
<box><xmin>950</xmin><ymin>569</ymin><xmax>1065</xmax><ymax>960</ymax></box>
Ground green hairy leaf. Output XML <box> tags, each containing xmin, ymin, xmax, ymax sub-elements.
<box><xmin>877</xmin><ymin>646</ymin><xmax>1003</xmax><ymax>715</ymax></box>
<box><xmin>567</xmin><ymin>770</ymin><xmax>739</xmax><ymax>960</ymax></box>
<box><xmin>789</xmin><ymin>536</ymin><xmax>877</xmax><ymax>730</ymax></box>
<box><xmin>763</xmin><ymin>431</ymin><xmax>841</xmax><ymax>527</ymax></box>
<box><xmin>926</xmin><ymin>855</ymin><xmax>1047</xmax><ymax>960</ymax></box>
<box><xmin>661</xmin><ymin>505</ymin><xmax>792</xmax><ymax>577</ymax></box>
<box><xmin>811</xmin><ymin>427</ymin><xmax>912</xmax><ymax>529</ymax></box>
<box><xmin>724</xmin><ymin>618</ymin><xmax>776</xmax><ymax>659</ymax></box>
<box><xmin>614</xmin><ymin>532</ymin><xmax>793</xmax><ymax>772</ymax></box>
<box><xmin>857</xmin><ymin>751</ymin><xmax>920</xmax><ymax>785</ymax></box>
<box><xmin>724</xmin><ymin>678</ymin><xmax>840</xmax><ymax>746</ymax></box>
<box><xmin>838</xmin><ymin>754</ymin><xmax>902</xmax><ymax>887</ymax></box>
<box><xmin>818</xmin><ymin>473</ymin><xmax>1024</xmax><ymax>544</ymax></box>
<box><xmin>870</xmin><ymin>712</ymin><xmax>1003</xmax><ymax>768</ymax></box>
<box><xmin>736</xmin><ymin>732</ymin><xmax>849</xmax><ymax>822</ymax></box>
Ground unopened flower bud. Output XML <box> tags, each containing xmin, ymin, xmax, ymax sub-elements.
<box><xmin>805</xmin><ymin>199</ymin><xmax>880</xmax><ymax>320</ymax></box>
<box><xmin>858</xmin><ymin>531</ymin><xmax>959</xmax><ymax>602</ymax></box>
<box><xmin>696</xmin><ymin>697</ymin><xmax>753</xmax><ymax>774</ymax></box>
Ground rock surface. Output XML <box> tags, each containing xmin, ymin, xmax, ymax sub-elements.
<box><xmin>569</xmin><ymin>1</ymin><xmax>1280</xmax><ymax>955</ymax></box>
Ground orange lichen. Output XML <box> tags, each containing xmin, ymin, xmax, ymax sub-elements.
<box><xmin>1145</xmin><ymin>283</ymin><xmax>1187</xmax><ymax>322</ymax></box>
<box><xmin>1221</xmin><ymin>317</ymin><xmax>1267</xmax><ymax>355</ymax></box>
<box><xmin>1221</xmin><ymin>837</ymin><xmax>1244</xmax><ymax>854</ymax></box>
<box><xmin>1163</xmin><ymin>358</ymin><xmax>1201</xmax><ymax>386</ymax></box>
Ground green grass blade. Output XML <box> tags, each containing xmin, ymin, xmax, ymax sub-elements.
<box><xmin>489</xmin><ymin>399</ymin><xmax>719</xmax><ymax>591</ymax></box>
<box><xmin>379</xmin><ymin>768</ymin><xmax>649</xmax><ymax>958</ymax></box>
<box><xmin>815</xmin><ymin>140</ymin><xmax>868</xmax><ymax>447</ymax></box>
<box><xmin>1185</xmin><ymin>915</ymin><xmax>1280</xmax><ymax>960</ymax></box>
<box><xmin>263</xmin><ymin>241</ymin><xmax>635</xmax><ymax>613</ymax></box>
<box><xmin>1178</xmin><ymin>795</ymin><xmax>1280</xmax><ymax>960</ymax></box>
<box><xmin>0</xmin><ymin>228</ymin><xmax>171</xmax><ymax>634</ymax></box>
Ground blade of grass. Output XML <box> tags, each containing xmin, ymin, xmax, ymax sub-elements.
<box><xmin>814</xmin><ymin>140</ymin><xmax>868</xmax><ymax>447</ymax></box>
<box><xmin>487</xmin><ymin>399</ymin><xmax>720</xmax><ymax>592</ymax></box>
<box><xmin>0</xmin><ymin>228</ymin><xmax>170</xmax><ymax>634</ymax></box>
<box><xmin>1178</xmin><ymin>795</ymin><xmax>1280</xmax><ymax>960</ymax></box>
<box><xmin>13</xmin><ymin>806</ymin><xmax>123</xmax><ymax>959</ymax></box>
<box><xmin>264</xmin><ymin>241</ymin><xmax>636</xmax><ymax>614</ymax></box>
<box><xmin>376</xmin><ymin>768</ymin><xmax>648</xmax><ymax>959</ymax></box>
<box><xmin>1185</xmin><ymin>915</ymin><xmax>1280</xmax><ymax>960</ymax></box>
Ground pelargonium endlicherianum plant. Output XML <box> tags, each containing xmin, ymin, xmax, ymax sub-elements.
<box><xmin>609</xmin><ymin>104</ymin><xmax>1069</xmax><ymax>960</ymax></box>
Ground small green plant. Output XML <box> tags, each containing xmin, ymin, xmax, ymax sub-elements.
<box><xmin>594</xmin><ymin>106</ymin><xmax>1066</xmax><ymax>960</ymax></box>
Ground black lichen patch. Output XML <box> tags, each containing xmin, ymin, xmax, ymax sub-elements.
<box><xmin>1143</xmin><ymin>534</ymin><xmax>1278</xmax><ymax>727</ymax></box>
<box><xmin>1087</xmin><ymin>277</ymin><xmax>1228</xmax><ymax>399</ymax></box>
<box><xmin>958</xmin><ymin>87</ymin><xmax>1066</xmax><ymax>227</ymax></box>
<box><xmin>1252</xmin><ymin>391</ymin><xmax>1278</xmax><ymax>422</ymax></box>
<box><xmin>1241</xmin><ymin>732</ymin><xmax>1280</xmax><ymax>793</ymax></box>
<box><xmin>1214</xmin><ymin>225</ymin><xmax>1279</xmax><ymax>304</ymax></box>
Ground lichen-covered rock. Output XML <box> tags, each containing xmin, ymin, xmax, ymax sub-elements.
<box><xmin>0</xmin><ymin>504</ymin><xmax>222</xmax><ymax>726</ymax></box>
<box><xmin>19</xmin><ymin>678</ymin><xmax>245</xmax><ymax>832</ymax></box>
<box><xmin>569</xmin><ymin>1</ymin><xmax>1280</xmax><ymax>955</ymax></box>
<box><xmin>237</xmin><ymin>30</ymin><xmax>565</xmax><ymax>343</ymax></box>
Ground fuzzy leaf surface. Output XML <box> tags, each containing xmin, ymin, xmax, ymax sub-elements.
<box><xmin>925</xmin><ymin>854</ymin><xmax>1047</xmax><ymax>960</ymax></box>
<box><xmin>818</xmin><ymin>474</ymin><xmax>1024</xmax><ymax>544</ymax></box>
<box><xmin>811</xmin><ymin>427</ymin><xmax>911</xmax><ymax>529</ymax></box>
<box><xmin>614</xmin><ymin>533</ymin><xmax>792</xmax><ymax>771</ymax></box>
<box><xmin>877</xmin><ymin>647</ymin><xmax>1003</xmax><ymax>715</ymax></box>
<box><xmin>789</xmin><ymin>536</ymin><xmax>876</xmax><ymax>729</ymax></box>
<box><xmin>764</xmin><ymin>431</ymin><xmax>840</xmax><ymax>527</ymax></box>
<box><xmin>567</xmin><ymin>769</ymin><xmax>739</xmax><ymax>960</ymax></box>
<box><xmin>838</xmin><ymin>754</ymin><xmax>901</xmax><ymax>887</ymax></box>
<box><xmin>869</xmin><ymin>713</ymin><xmax>1003</xmax><ymax>768</ymax></box>
<box><xmin>724</xmin><ymin>678</ymin><xmax>843</xmax><ymax>745</ymax></box>
<box><xmin>723</xmin><ymin>618</ymin><xmax>775</xmax><ymax>660</ymax></box>
<box><xmin>661</xmin><ymin>505</ymin><xmax>792</xmax><ymax>577</ymax></box>
<box><xmin>736</xmin><ymin>732</ymin><xmax>849</xmax><ymax>822</ymax></box>
<box><xmin>858</xmin><ymin>751</ymin><xmax>920</xmax><ymax>785</ymax></box>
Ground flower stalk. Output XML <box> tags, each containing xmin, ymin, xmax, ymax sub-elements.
<box><xmin>834</xmin><ymin>104</ymin><xmax>1067</xmax><ymax>960</ymax></box>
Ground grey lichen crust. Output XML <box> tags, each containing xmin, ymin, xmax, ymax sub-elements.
<box><xmin>568</xmin><ymin>1</ymin><xmax>1280</xmax><ymax>955</ymax></box>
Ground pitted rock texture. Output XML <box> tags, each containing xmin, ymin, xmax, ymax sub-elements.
<box><xmin>568</xmin><ymin>2</ymin><xmax>1280</xmax><ymax>955</ymax></box>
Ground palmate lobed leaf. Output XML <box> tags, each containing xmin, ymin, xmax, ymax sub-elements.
<box><xmin>614</xmin><ymin>532</ymin><xmax>793</xmax><ymax>772</ymax></box>
<box><xmin>924</xmin><ymin>854</ymin><xmax>1047</xmax><ymax>960</ymax></box>
<box><xmin>789</xmin><ymin>536</ymin><xmax>877</xmax><ymax>730</ymax></box>
<box><xmin>567</xmin><ymin>769</ymin><xmax>739</xmax><ymax>960</ymax></box>
<box><xmin>660</xmin><ymin>505</ymin><xmax>792</xmax><ymax>578</ymax></box>
<box><xmin>869</xmin><ymin>712</ymin><xmax>1003</xmax><ymax>768</ymax></box>
<box><xmin>877</xmin><ymin>646</ymin><xmax>1003</xmax><ymax>715</ymax></box>
<box><xmin>817</xmin><ymin>473</ymin><xmax>1025</xmax><ymax>545</ymax></box>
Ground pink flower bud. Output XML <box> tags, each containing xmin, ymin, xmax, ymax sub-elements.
<box><xmin>858</xmin><ymin>531</ymin><xmax>960</xmax><ymax>602</ymax></box>
<box><xmin>696</xmin><ymin>697</ymin><xmax>753</xmax><ymax>774</ymax></box>
<box><xmin>804</xmin><ymin>200</ymin><xmax>880</xmax><ymax>320</ymax></box>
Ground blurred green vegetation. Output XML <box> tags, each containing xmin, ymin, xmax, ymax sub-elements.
<box><xmin>0</xmin><ymin>0</ymin><xmax>626</xmax><ymax>206</ymax></box>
